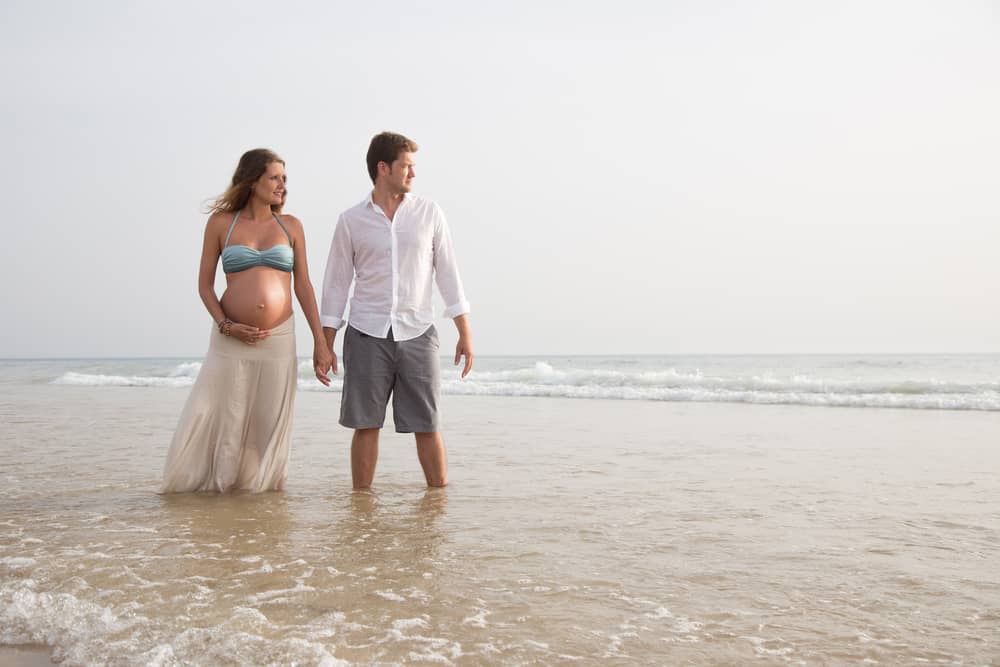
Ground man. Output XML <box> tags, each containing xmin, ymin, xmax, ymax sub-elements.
<box><xmin>316</xmin><ymin>132</ymin><xmax>473</xmax><ymax>489</ymax></box>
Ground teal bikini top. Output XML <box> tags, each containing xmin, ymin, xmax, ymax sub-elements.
<box><xmin>221</xmin><ymin>211</ymin><xmax>295</xmax><ymax>274</ymax></box>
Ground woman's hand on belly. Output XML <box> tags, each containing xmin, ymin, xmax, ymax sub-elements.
<box><xmin>229</xmin><ymin>322</ymin><xmax>271</xmax><ymax>346</ymax></box>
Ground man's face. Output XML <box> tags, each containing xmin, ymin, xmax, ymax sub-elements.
<box><xmin>383</xmin><ymin>151</ymin><xmax>416</xmax><ymax>194</ymax></box>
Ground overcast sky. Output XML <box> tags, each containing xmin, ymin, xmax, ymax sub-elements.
<box><xmin>2</xmin><ymin>0</ymin><xmax>997</xmax><ymax>357</ymax></box>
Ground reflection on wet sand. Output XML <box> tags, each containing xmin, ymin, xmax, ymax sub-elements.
<box><xmin>156</xmin><ymin>492</ymin><xmax>294</xmax><ymax>565</ymax></box>
<box><xmin>152</xmin><ymin>488</ymin><xmax>449</xmax><ymax>578</ymax></box>
<box><xmin>338</xmin><ymin>488</ymin><xmax>449</xmax><ymax>572</ymax></box>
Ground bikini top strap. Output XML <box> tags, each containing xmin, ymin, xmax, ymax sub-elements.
<box><xmin>223</xmin><ymin>210</ymin><xmax>242</xmax><ymax>247</ymax></box>
<box><xmin>223</xmin><ymin>210</ymin><xmax>290</xmax><ymax>247</ymax></box>
<box><xmin>272</xmin><ymin>212</ymin><xmax>292</xmax><ymax>245</ymax></box>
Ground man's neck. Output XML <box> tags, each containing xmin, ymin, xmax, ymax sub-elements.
<box><xmin>371</xmin><ymin>185</ymin><xmax>406</xmax><ymax>220</ymax></box>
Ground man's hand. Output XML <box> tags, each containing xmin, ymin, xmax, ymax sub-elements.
<box><xmin>455</xmin><ymin>336</ymin><xmax>474</xmax><ymax>378</ymax></box>
<box><xmin>452</xmin><ymin>315</ymin><xmax>473</xmax><ymax>378</ymax></box>
<box><xmin>316</xmin><ymin>327</ymin><xmax>340</xmax><ymax>385</ymax></box>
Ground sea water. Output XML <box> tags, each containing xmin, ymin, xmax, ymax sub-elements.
<box><xmin>1</xmin><ymin>356</ymin><xmax>998</xmax><ymax>664</ymax></box>
<box><xmin>40</xmin><ymin>354</ymin><xmax>1000</xmax><ymax>411</ymax></box>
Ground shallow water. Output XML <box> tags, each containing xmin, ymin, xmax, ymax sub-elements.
<box><xmin>2</xmin><ymin>379</ymin><xmax>999</xmax><ymax>664</ymax></box>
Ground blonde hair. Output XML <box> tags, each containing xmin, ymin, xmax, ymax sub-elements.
<box><xmin>208</xmin><ymin>148</ymin><xmax>286</xmax><ymax>214</ymax></box>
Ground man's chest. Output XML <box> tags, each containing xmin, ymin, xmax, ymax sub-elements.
<box><xmin>351</xmin><ymin>215</ymin><xmax>433</xmax><ymax>259</ymax></box>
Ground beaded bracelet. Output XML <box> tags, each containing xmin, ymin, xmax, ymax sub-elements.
<box><xmin>218</xmin><ymin>318</ymin><xmax>234</xmax><ymax>336</ymax></box>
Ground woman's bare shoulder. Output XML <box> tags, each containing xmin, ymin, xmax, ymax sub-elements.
<box><xmin>278</xmin><ymin>213</ymin><xmax>304</xmax><ymax>235</ymax></box>
<box><xmin>205</xmin><ymin>210</ymin><xmax>236</xmax><ymax>231</ymax></box>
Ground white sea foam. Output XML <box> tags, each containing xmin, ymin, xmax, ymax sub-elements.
<box><xmin>436</xmin><ymin>377</ymin><xmax>1000</xmax><ymax>411</ymax></box>
<box><xmin>52</xmin><ymin>371</ymin><xmax>196</xmax><ymax>389</ymax></box>
<box><xmin>376</xmin><ymin>589</ymin><xmax>407</xmax><ymax>602</ymax></box>
<box><xmin>0</xmin><ymin>582</ymin><xmax>143</xmax><ymax>651</ymax></box>
<box><xmin>462</xmin><ymin>609</ymin><xmax>488</xmax><ymax>627</ymax></box>
<box><xmin>1</xmin><ymin>591</ymin><xmax>348</xmax><ymax>667</ymax></box>
<box><xmin>741</xmin><ymin>635</ymin><xmax>795</xmax><ymax>656</ymax></box>
<box><xmin>50</xmin><ymin>357</ymin><xmax>1000</xmax><ymax>411</ymax></box>
<box><xmin>154</xmin><ymin>627</ymin><xmax>349</xmax><ymax>667</ymax></box>
<box><xmin>0</xmin><ymin>557</ymin><xmax>36</xmax><ymax>571</ymax></box>
<box><xmin>235</xmin><ymin>560</ymin><xmax>273</xmax><ymax>576</ymax></box>
<box><xmin>406</xmin><ymin>650</ymin><xmax>455</xmax><ymax>664</ymax></box>
<box><xmin>168</xmin><ymin>362</ymin><xmax>201</xmax><ymax>378</ymax></box>
<box><xmin>221</xmin><ymin>606</ymin><xmax>269</xmax><ymax>631</ymax></box>
<box><xmin>645</xmin><ymin>606</ymin><xmax>704</xmax><ymax>635</ymax></box>
<box><xmin>245</xmin><ymin>581</ymin><xmax>315</xmax><ymax>604</ymax></box>
<box><xmin>314</xmin><ymin>359</ymin><xmax>1000</xmax><ymax>410</ymax></box>
<box><xmin>383</xmin><ymin>616</ymin><xmax>463</xmax><ymax>664</ymax></box>
<box><xmin>392</xmin><ymin>617</ymin><xmax>430</xmax><ymax>631</ymax></box>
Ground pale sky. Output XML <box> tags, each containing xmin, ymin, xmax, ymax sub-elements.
<box><xmin>2</xmin><ymin>0</ymin><xmax>998</xmax><ymax>357</ymax></box>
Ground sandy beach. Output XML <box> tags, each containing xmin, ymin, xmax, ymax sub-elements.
<box><xmin>2</xmin><ymin>376</ymin><xmax>999</xmax><ymax>664</ymax></box>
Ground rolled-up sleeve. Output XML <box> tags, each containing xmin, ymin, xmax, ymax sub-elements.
<box><xmin>432</xmin><ymin>206</ymin><xmax>470</xmax><ymax>319</ymax></box>
<box><xmin>320</xmin><ymin>215</ymin><xmax>354</xmax><ymax>329</ymax></box>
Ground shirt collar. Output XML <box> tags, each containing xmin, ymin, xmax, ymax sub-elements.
<box><xmin>366</xmin><ymin>191</ymin><xmax>409</xmax><ymax>210</ymax></box>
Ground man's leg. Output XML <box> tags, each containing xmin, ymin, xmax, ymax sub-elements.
<box><xmin>393</xmin><ymin>326</ymin><xmax>445</xmax><ymax>487</ymax></box>
<box><xmin>341</xmin><ymin>326</ymin><xmax>395</xmax><ymax>490</ymax></box>
<box><xmin>415</xmin><ymin>431</ymin><xmax>447</xmax><ymax>487</ymax></box>
<box><xmin>352</xmin><ymin>428</ymin><xmax>380</xmax><ymax>489</ymax></box>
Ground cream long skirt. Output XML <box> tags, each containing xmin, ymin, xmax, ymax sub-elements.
<box><xmin>160</xmin><ymin>316</ymin><xmax>297</xmax><ymax>493</ymax></box>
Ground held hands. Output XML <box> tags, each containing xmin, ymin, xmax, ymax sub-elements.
<box><xmin>455</xmin><ymin>336</ymin><xmax>474</xmax><ymax>378</ymax></box>
<box><xmin>314</xmin><ymin>343</ymin><xmax>337</xmax><ymax>386</ymax></box>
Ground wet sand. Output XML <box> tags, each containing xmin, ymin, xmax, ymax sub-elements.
<box><xmin>0</xmin><ymin>646</ymin><xmax>56</xmax><ymax>666</ymax></box>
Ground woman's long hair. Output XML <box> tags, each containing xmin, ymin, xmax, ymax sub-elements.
<box><xmin>208</xmin><ymin>148</ymin><xmax>286</xmax><ymax>214</ymax></box>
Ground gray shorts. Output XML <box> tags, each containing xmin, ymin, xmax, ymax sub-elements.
<box><xmin>340</xmin><ymin>324</ymin><xmax>441</xmax><ymax>433</ymax></box>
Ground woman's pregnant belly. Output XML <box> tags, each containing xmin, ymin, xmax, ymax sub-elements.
<box><xmin>220</xmin><ymin>269</ymin><xmax>293</xmax><ymax>330</ymax></box>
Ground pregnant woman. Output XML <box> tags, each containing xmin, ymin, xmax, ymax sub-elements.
<box><xmin>160</xmin><ymin>148</ymin><xmax>331</xmax><ymax>493</ymax></box>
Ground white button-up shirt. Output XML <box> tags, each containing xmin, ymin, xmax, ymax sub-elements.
<box><xmin>320</xmin><ymin>193</ymin><xmax>471</xmax><ymax>341</ymax></box>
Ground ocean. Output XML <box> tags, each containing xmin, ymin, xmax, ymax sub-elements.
<box><xmin>37</xmin><ymin>353</ymin><xmax>1000</xmax><ymax>411</ymax></box>
<box><xmin>2</xmin><ymin>355</ymin><xmax>998</xmax><ymax>665</ymax></box>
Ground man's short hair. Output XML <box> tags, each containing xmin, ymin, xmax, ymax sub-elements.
<box><xmin>366</xmin><ymin>132</ymin><xmax>419</xmax><ymax>184</ymax></box>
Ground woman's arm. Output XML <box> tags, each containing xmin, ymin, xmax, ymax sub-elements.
<box><xmin>285</xmin><ymin>215</ymin><xmax>334</xmax><ymax>384</ymax></box>
<box><xmin>198</xmin><ymin>213</ymin><xmax>227</xmax><ymax>325</ymax></box>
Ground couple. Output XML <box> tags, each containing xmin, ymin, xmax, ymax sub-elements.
<box><xmin>159</xmin><ymin>132</ymin><xmax>472</xmax><ymax>494</ymax></box>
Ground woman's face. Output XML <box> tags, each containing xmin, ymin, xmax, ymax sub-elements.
<box><xmin>253</xmin><ymin>161</ymin><xmax>286</xmax><ymax>207</ymax></box>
